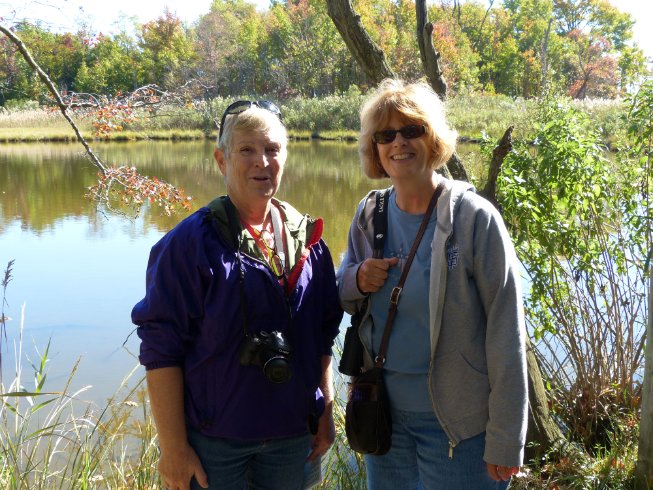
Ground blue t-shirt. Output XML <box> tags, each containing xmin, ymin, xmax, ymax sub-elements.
<box><xmin>369</xmin><ymin>191</ymin><xmax>436</xmax><ymax>412</ymax></box>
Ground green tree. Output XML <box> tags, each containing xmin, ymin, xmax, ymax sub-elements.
<box><xmin>138</xmin><ymin>8</ymin><xmax>198</xmax><ymax>89</ymax></box>
<box><xmin>194</xmin><ymin>0</ymin><xmax>262</xmax><ymax>95</ymax></box>
<box><xmin>84</xmin><ymin>33</ymin><xmax>142</xmax><ymax>93</ymax></box>
<box><xmin>11</xmin><ymin>23</ymin><xmax>85</xmax><ymax>98</ymax></box>
<box><xmin>0</xmin><ymin>34</ymin><xmax>34</xmax><ymax>103</ymax></box>
<box><xmin>266</xmin><ymin>0</ymin><xmax>354</xmax><ymax>96</ymax></box>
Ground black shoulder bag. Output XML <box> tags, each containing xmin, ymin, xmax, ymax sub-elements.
<box><xmin>344</xmin><ymin>183</ymin><xmax>444</xmax><ymax>456</ymax></box>
<box><xmin>338</xmin><ymin>188</ymin><xmax>390</xmax><ymax>377</ymax></box>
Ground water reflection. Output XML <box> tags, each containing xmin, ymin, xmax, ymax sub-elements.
<box><xmin>0</xmin><ymin>140</ymin><xmax>381</xmax><ymax>252</ymax></box>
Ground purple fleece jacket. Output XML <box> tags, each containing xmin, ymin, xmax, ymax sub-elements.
<box><xmin>132</xmin><ymin>199</ymin><xmax>342</xmax><ymax>440</ymax></box>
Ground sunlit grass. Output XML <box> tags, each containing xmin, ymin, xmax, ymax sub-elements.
<box><xmin>0</xmin><ymin>94</ymin><xmax>629</xmax><ymax>147</ymax></box>
<box><xmin>447</xmin><ymin>93</ymin><xmax>536</xmax><ymax>141</ymax></box>
<box><xmin>0</xmin><ymin>309</ymin><xmax>160</xmax><ymax>488</ymax></box>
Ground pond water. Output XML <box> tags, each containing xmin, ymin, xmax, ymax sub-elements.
<box><xmin>0</xmin><ymin>139</ymin><xmax>389</xmax><ymax>407</ymax></box>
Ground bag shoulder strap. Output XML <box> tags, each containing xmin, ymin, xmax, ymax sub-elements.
<box><xmin>374</xmin><ymin>183</ymin><xmax>445</xmax><ymax>368</ymax></box>
<box><xmin>372</xmin><ymin>187</ymin><xmax>391</xmax><ymax>258</ymax></box>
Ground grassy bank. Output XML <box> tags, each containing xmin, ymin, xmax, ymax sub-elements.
<box><xmin>0</xmin><ymin>93</ymin><xmax>626</xmax><ymax>147</ymax></box>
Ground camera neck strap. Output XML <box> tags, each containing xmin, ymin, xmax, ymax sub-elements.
<box><xmin>223</xmin><ymin>197</ymin><xmax>250</xmax><ymax>337</ymax></box>
<box><xmin>269</xmin><ymin>203</ymin><xmax>287</xmax><ymax>275</ymax></box>
<box><xmin>224</xmin><ymin>196</ymin><xmax>292</xmax><ymax>337</ymax></box>
<box><xmin>374</xmin><ymin>183</ymin><xmax>445</xmax><ymax>369</ymax></box>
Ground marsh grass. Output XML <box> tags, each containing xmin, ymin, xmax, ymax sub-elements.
<box><xmin>447</xmin><ymin>93</ymin><xmax>536</xmax><ymax>142</ymax></box>
<box><xmin>0</xmin><ymin>311</ymin><xmax>161</xmax><ymax>489</ymax></box>
<box><xmin>0</xmin><ymin>261</ymin><xmax>160</xmax><ymax>489</ymax></box>
<box><xmin>0</xmin><ymin>94</ymin><xmax>629</xmax><ymax>148</ymax></box>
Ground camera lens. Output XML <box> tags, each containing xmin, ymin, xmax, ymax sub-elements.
<box><xmin>263</xmin><ymin>356</ymin><xmax>292</xmax><ymax>383</ymax></box>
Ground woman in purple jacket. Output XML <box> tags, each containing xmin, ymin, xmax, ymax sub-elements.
<box><xmin>132</xmin><ymin>100</ymin><xmax>342</xmax><ymax>490</ymax></box>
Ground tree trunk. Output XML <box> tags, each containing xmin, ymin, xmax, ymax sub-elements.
<box><xmin>478</xmin><ymin>126</ymin><xmax>513</xmax><ymax>208</ymax></box>
<box><xmin>415</xmin><ymin>0</ymin><xmax>447</xmax><ymax>98</ymax></box>
<box><xmin>525</xmin><ymin>339</ymin><xmax>566</xmax><ymax>462</ymax></box>
<box><xmin>325</xmin><ymin>0</ymin><xmax>395</xmax><ymax>84</ymax></box>
<box><xmin>414</xmin><ymin>1</ymin><xmax>469</xmax><ymax>181</ymax></box>
<box><xmin>635</xmin><ymin>255</ymin><xmax>653</xmax><ymax>489</ymax></box>
<box><xmin>540</xmin><ymin>17</ymin><xmax>553</xmax><ymax>95</ymax></box>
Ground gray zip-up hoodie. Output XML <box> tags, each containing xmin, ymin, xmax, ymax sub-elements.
<box><xmin>337</xmin><ymin>176</ymin><xmax>528</xmax><ymax>467</ymax></box>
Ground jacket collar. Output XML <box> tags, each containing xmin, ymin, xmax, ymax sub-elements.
<box><xmin>205</xmin><ymin>195</ymin><xmax>322</xmax><ymax>273</ymax></box>
<box><xmin>357</xmin><ymin>176</ymin><xmax>475</xmax><ymax>240</ymax></box>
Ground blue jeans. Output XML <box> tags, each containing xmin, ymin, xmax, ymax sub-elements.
<box><xmin>365</xmin><ymin>410</ymin><xmax>510</xmax><ymax>490</ymax></box>
<box><xmin>188</xmin><ymin>428</ymin><xmax>311</xmax><ymax>490</ymax></box>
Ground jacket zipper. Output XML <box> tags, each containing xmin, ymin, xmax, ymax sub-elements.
<box><xmin>427</xmin><ymin>359</ymin><xmax>458</xmax><ymax>460</ymax></box>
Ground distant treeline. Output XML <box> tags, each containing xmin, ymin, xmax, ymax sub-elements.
<box><xmin>0</xmin><ymin>0</ymin><xmax>648</xmax><ymax>106</ymax></box>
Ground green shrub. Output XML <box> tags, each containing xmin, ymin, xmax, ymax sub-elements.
<box><xmin>3</xmin><ymin>99</ymin><xmax>40</xmax><ymax>111</ymax></box>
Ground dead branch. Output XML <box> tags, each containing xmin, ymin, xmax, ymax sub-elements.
<box><xmin>479</xmin><ymin>125</ymin><xmax>514</xmax><ymax>207</ymax></box>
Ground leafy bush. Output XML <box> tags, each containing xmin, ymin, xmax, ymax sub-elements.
<box><xmin>3</xmin><ymin>99</ymin><xmax>40</xmax><ymax>111</ymax></box>
<box><xmin>497</xmin><ymin>92</ymin><xmax>650</xmax><ymax>454</ymax></box>
<box><xmin>282</xmin><ymin>86</ymin><xmax>364</xmax><ymax>133</ymax></box>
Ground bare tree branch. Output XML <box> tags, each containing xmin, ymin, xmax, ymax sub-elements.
<box><xmin>479</xmin><ymin>125</ymin><xmax>514</xmax><ymax>207</ymax></box>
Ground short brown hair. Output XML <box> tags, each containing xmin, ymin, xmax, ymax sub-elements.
<box><xmin>359</xmin><ymin>78</ymin><xmax>458</xmax><ymax>179</ymax></box>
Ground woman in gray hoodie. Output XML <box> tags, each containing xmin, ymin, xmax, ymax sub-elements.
<box><xmin>337</xmin><ymin>79</ymin><xmax>528</xmax><ymax>489</ymax></box>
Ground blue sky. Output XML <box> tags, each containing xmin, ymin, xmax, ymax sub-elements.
<box><xmin>2</xmin><ymin>0</ymin><xmax>651</xmax><ymax>58</ymax></box>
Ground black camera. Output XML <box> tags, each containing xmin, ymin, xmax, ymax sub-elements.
<box><xmin>239</xmin><ymin>330</ymin><xmax>292</xmax><ymax>383</ymax></box>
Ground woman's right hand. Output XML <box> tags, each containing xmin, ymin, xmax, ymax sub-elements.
<box><xmin>159</xmin><ymin>443</ymin><xmax>208</xmax><ymax>490</ymax></box>
<box><xmin>356</xmin><ymin>257</ymin><xmax>399</xmax><ymax>294</ymax></box>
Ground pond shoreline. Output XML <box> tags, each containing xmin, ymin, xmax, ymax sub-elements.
<box><xmin>0</xmin><ymin>129</ymin><xmax>358</xmax><ymax>143</ymax></box>
<box><xmin>0</xmin><ymin>130</ymin><xmax>487</xmax><ymax>145</ymax></box>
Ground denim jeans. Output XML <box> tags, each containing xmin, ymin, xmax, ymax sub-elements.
<box><xmin>364</xmin><ymin>409</ymin><xmax>510</xmax><ymax>490</ymax></box>
<box><xmin>188</xmin><ymin>428</ymin><xmax>311</xmax><ymax>490</ymax></box>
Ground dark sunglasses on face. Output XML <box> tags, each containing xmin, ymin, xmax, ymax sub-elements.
<box><xmin>218</xmin><ymin>100</ymin><xmax>283</xmax><ymax>141</ymax></box>
<box><xmin>372</xmin><ymin>124</ymin><xmax>427</xmax><ymax>144</ymax></box>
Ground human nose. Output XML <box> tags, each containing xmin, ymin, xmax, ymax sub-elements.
<box><xmin>392</xmin><ymin>130</ymin><xmax>408</xmax><ymax>145</ymax></box>
<box><xmin>253</xmin><ymin>151</ymin><xmax>270</xmax><ymax>167</ymax></box>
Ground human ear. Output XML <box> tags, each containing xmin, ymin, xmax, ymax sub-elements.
<box><xmin>214</xmin><ymin>148</ymin><xmax>227</xmax><ymax>176</ymax></box>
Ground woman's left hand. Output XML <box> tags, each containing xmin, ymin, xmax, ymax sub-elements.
<box><xmin>487</xmin><ymin>463</ymin><xmax>519</xmax><ymax>482</ymax></box>
<box><xmin>307</xmin><ymin>411</ymin><xmax>335</xmax><ymax>461</ymax></box>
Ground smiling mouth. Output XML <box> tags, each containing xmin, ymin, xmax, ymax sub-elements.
<box><xmin>391</xmin><ymin>153</ymin><xmax>414</xmax><ymax>161</ymax></box>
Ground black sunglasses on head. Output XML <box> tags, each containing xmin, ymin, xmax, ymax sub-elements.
<box><xmin>373</xmin><ymin>124</ymin><xmax>426</xmax><ymax>144</ymax></box>
<box><xmin>218</xmin><ymin>100</ymin><xmax>283</xmax><ymax>141</ymax></box>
